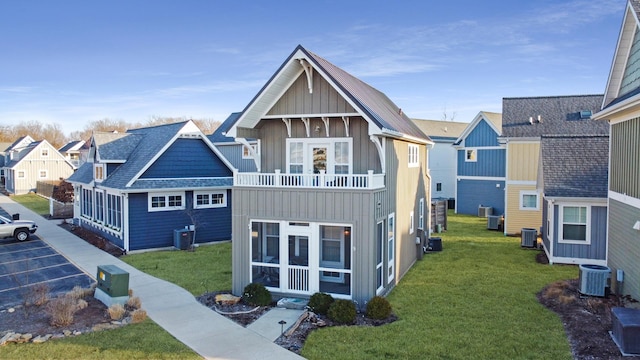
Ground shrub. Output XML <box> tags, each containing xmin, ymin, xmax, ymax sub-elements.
<box><xmin>46</xmin><ymin>295</ymin><xmax>78</xmax><ymax>326</ymax></box>
<box><xmin>75</xmin><ymin>299</ymin><xmax>88</xmax><ymax>310</ymax></box>
<box><xmin>108</xmin><ymin>303</ymin><xmax>126</xmax><ymax>320</ymax></box>
<box><xmin>127</xmin><ymin>296</ymin><xmax>142</xmax><ymax>310</ymax></box>
<box><xmin>67</xmin><ymin>285</ymin><xmax>89</xmax><ymax>300</ymax></box>
<box><xmin>131</xmin><ymin>309</ymin><xmax>148</xmax><ymax>323</ymax></box>
<box><xmin>366</xmin><ymin>296</ymin><xmax>392</xmax><ymax>320</ymax></box>
<box><xmin>308</xmin><ymin>292</ymin><xmax>334</xmax><ymax>315</ymax></box>
<box><xmin>242</xmin><ymin>283</ymin><xmax>272</xmax><ymax>306</ymax></box>
<box><xmin>327</xmin><ymin>299</ymin><xmax>356</xmax><ymax>325</ymax></box>
<box><xmin>25</xmin><ymin>283</ymin><xmax>49</xmax><ymax>306</ymax></box>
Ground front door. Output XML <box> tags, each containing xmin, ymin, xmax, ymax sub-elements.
<box><xmin>286</xmin><ymin>225</ymin><xmax>310</xmax><ymax>293</ymax></box>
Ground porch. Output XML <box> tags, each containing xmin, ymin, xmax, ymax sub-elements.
<box><xmin>234</xmin><ymin>170</ymin><xmax>385</xmax><ymax>190</ymax></box>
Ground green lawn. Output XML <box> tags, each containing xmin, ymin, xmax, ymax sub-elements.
<box><xmin>120</xmin><ymin>242</ymin><xmax>232</xmax><ymax>296</ymax></box>
<box><xmin>10</xmin><ymin>193</ymin><xmax>50</xmax><ymax>216</ymax></box>
<box><xmin>301</xmin><ymin>213</ymin><xmax>577</xmax><ymax>360</ymax></box>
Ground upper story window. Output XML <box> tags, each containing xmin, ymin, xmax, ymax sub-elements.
<box><xmin>465</xmin><ymin>149</ymin><xmax>477</xmax><ymax>162</ymax></box>
<box><xmin>242</xmin><ymin>143</ymin><xmax>259</xmax><ymax>159</ymax></box>
<box><xmin>194</xmin><ymin>191</ymin><xmax>227</xmax><ymax>209</ymax></box>
<box><xmin>148</xmin><ymin>192</ymin><xmax>185</xmax><ymax>212</ymax></box>
<box><xmin>520</xmin><ymin>191</ymin><xmax>539</xmax><ymax>211</ymax></box>
<box><xmin>41</xmin><ymin>149</ymin><xmax>49</xmax><ymax>157</ymax></box>
<box><xmin>408</xmin><ymin>144</ymin><xmax>419</xmax><ymax>167</ymax></box>
<box><xmin>94</xmin><ymin>164</ymin><xmax>105</xmax><ymax>182</ymax></box>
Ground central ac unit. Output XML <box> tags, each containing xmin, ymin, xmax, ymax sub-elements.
<box><xmin>579</xmin><ymin>264</ymin><xmax>611</xmax><ymax>297</ymax></box>
<box><xmin>521</xmin><ymin>228</ymin><xmax>537</xmax><ymax>248</ymax></box>
<box><xmin>487</xmin><ymin>215</ymin><xmax>502</xmax><ymax>230</ymax></box>
<box><xmin>478</xmin><ymin>206</ymin><xmax>492</xmax><ymax>217</ymax></box>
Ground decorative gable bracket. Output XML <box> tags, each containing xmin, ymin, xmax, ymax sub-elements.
<box><xmin>299</xmin><ymin>59</ymin><xmax>313</xmax><ymax>94</ymax></box>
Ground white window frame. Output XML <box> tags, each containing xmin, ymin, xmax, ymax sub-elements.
<box><xmin>558</xmin><ymin>205</ymin><xmax>591</xmax><ymax>245</ymax></box>
<box><xmin>409</xmin><ymin>211</ymin><xmax>415</xmax><ymax>234</ymax></box>
<box><xmin>17</xmin><ymin>170</ymin><xmax>26</xmax><ymax>179</ymax></box>
<box><xmin>387</xmin><ymin>213</ymin><xmax>395</xmax><ymax>283</ymax></box>
<box><xmin>38</xmin><ymin>169</ymin><xmax>48</xmax><ymax>179</ymax></box>
<box><xmin>519</xmin><ymin>190</ymin><xmax>540</xmax><ymax>211</ymax></box>
<box><xmin>286</xmin><ymin>137</ymin><xmax>353</xmax><ymax>175</ymax></box>
<box><xmin>94</xmin><ymin>164</ymin><xmax>105</xmax><ymax>183</ymax></box>
<box><xmin>242</xmin><ymin>142</ymin><xmax>259</xmax><ymax>159</ymax></box>
<box><xmin>408</xmin><ymin>144</ymin><xmax>419</xmax><ymax>167</ymax></box>
<box><xmin>194</xmin><ymin>190</ymin><xmax>227</xmax><ymax>209</ymax></box>
<box><xmin>376</xmin><ymin>220</ymin><xmax>384</xmax><ymax>294</ymax></box>
<box><xmin>465</xmin><ymin>148</ymin><xmax>477</xmax><ymax>162</ymax></box>
<box><xmin>41</xmin><ymin>148</ymin><xmax>49</xmax><ymax>157</ymax></box>
<box><xmin>418</xmin><ymin>198</ymin><xmax>425</xmax><ymax>230</ymax></box>
<box><xmin>148</xmin><ymin>192</ymin><xmax>185</xmax><ymax>212</ymax></box>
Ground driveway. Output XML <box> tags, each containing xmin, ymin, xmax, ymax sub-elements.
<box><xmin>0</xmin><ymin>231</ymin><xmax>95</xmax><ymax>308</ymax></box>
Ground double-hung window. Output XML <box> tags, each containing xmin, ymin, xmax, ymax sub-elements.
<box><xmin>289</xmin><ymin>142</ymin><xmax>304</xmax><ymax>174</ymax></box>
<box><xmin>560</xmin><ymin>205</ymin><xmax>589</xmax><ymax>244</ymax></box>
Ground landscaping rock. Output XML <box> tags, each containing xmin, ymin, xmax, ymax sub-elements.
<box><xmin>32</xmin><ymin>334</ymin><xmax>52</xmax><ymax>344</ymax></box>
<box><xmin>215</xmin><ymin>294</ymin><xmax>241</xmax><ymax>305</ymax></box>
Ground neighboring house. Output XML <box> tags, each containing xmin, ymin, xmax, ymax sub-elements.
<box><xmin>3</xmin><ymin>137</ymin><xmax>75</xmax><ymax>195</ymax></box>
<box><xmin>593</xmin><ymin>0</ymin><xmax>640</xmax><ymax>300</ymax></box>
<box><xmin>58</xmin><ymin>140</ymin><xmax>86</xmax><ymax>169</ymax></box>
<box><xmin>500</xmin><ymin>95</ymin><xmax>608</xmax><ymax>236</ymax></box>
<box><xmin>538</xmin><ymin>135</ymin><xmax>609</xmax><ymax>265</ymax></box>
<box><xmin>412</xmin><ymin>119</ymin><xmax>467</xmax><ymax>202</ymax></box>
<box><xmin>66</xmin><ymin>121</ymin><xmax>235</xmax><ymax>252</ymax></box>
<box><xmin>208</xmin><ymin>112</ymin><xmax>259</xmax><ymax>173</ymax></box>
<box><xmin>224</xmin><ymin>45</ymin><xmax>432</xmax><ymax>306</ymax></box>
<box><xmin>0</xmin><ymin>141</ymin><xmax>13</xmax><ymax>185</ymax></box>
<box><xmin>453</xmin><ymin>111</ymin><xmax>504</xmax><ymax>216</ymax></box>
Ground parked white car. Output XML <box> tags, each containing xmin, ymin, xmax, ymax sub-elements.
<box><xmin>0</xmin><ymin>215</ymin><xmax>38</xmax><ymax>241</ymax></box>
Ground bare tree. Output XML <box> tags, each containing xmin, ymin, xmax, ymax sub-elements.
<box><xmin>441</xmin><ymin>107</ymin><xmax>457</xmax><ymax>121</ymax></box>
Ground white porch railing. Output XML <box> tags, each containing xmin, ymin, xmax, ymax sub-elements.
<box><xmin>234</xmin><ymin>170</ymin><xmax>385</xmax><ymax>189</ymax></box>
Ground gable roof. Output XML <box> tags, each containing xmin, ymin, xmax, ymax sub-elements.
<box><xmin>209</xmin><ymin>112</ymin><xmax>242</xmax><ymax>143</ymax></box>
<box><xmin>539</xmin><ymin>135</ymin><xmax>609</xmax><ymax>198</ymax></box>
<box><xmin>5</xmin><ymin>140</ymin><xmax>73</xmax><ymax>169</ymax></box>
<box><xmin>411</xmin><ymin>119</ymin><xmax>468</xmax><ymax>141</ymax></box>
<box><xmin>58</xmin><ymin>140</ymin><xmax>85</xmax><ymax>153</ymax></box>
<box><xmin>69</xmin><ymin>121</ymin><xmax>234</xmax><ymax>191</ymax></box>
<box><xmin>226</xmin><ymin>45</ymin><xmax>431</xmax><ymax>144</ymax></box>
<box><xmin>5</xmin><ymin>135</ymin><xmax>35</xmax><ymax>152</ymax></box>
<box><xmin>453</xmin><ymin>111</ymin><xmax>503</xmax><ymax>146</ymax></box>
<box><xmin>502</xmin><ymin>95</ymin><xmax>608</xmax><ymax>138</ymax></box>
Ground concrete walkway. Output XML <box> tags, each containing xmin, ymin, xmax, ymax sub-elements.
<box><xmin>0</xmin><ymin>195</ymin><xmax>303</xmax><ymax>360</ymax></box>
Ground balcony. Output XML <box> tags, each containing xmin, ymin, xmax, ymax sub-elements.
<box><xmin>234</xmin><ymin>170</ymin><xmax>385</xmax><ymax>190</ymax></box>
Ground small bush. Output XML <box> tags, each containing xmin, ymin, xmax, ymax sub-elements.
<box><xmin>242</xmin><ymin>283</ymin><xmax>272</xmax><ymax>306</ymax></box>
<box><xmin>366</xmin><ymin>296</ymin><xmax>392</xmax><ymax>320</ymax></box>
<box><xmin>128</xmin><ymin>288</ymin><xmax>134</xmax><ymax>297</ymax></box>
<box><xmin>108</xmin><ymin>303</ymin><xmax>126</xmax><ymax>320</ymax></box>
<box><xmin>46</xmin><ymin>295</ymin><xmax>78</xmax><ymax>326</ymax></box>
<box><xmin>327</xmin><ymin>299</ymin><xmax>356</xmax><ymax>325</ymax></box>
<box><xmin>25</xmin><ymin>283</ymin><xmax>50</xmax><ymax>306</ymax></box>
<box><xmin>127</xmin><ymin>296</ymin><xmax>142</xmax><ymax>310</ymax></box>
<box><xmin>75</xmin><ymin>299</ymin><xmax>88</xmax><ymax>310</ymax></box>
<box><xmin>67</xmin><ymin>285</ymin><xmax>88</xmax><ymax>300</ymax></box>
<box><xmin>308</xmin><ymin>292</ymin><xmax>334</xmax><ymax>315</ymax></box>
<box><xmin>131</xmin><ymin>309</ymin><xmax>148</xmax><ymax>323</ymax></box>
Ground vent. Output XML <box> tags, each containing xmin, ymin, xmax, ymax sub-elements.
<box><xmin>478</xmin><ymin>206</ymin><xmax>492</xmax><ymax>217</ymax></box>
<box><xmin>521</xmin><ymin>228</ymin><xmax>537</xmax><ymax>248</ymax></box>
<box><xmin>579</xmin><ymin>264</ymin><xmax>611</xmax><ymax>296</ymax></box>
<box><xmin>487</xmin><ymin>215</ymin><xmax>502</xmax><ymax>230</ymax></box>
<box><xmin>579</xmin><ymin>110</ymin><xmax>592</xmax><ymax>119</ymax></box>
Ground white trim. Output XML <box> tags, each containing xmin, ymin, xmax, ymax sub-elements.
<box><xmin>193</xmin><ymin>190</ymin><xmax>227</xmax><ymax>209</ymax></box>
<box><xmin>387</xmin><ymin>212</ymin><xmax>395</xmax><ymax>284</ymax></box>
<box><xmin>558</xmin><ymin>204</ymin><xmax>591</xmax><ymax>245</ymax></box>
<box><xmin>409</xmin><ymin>211</ymin><xmax>414</xmax><ymax>234</ymax></box>
<box><xmin>507</xmin><ymin>180</ymin><xmax>537</xmax><ymax>186</ymax></box>
<box><xmin>94</xmin><ymin>164</ymin><xmax>105</xmax><ymax>183</ymax></box>
<box><xmin>147</xmin><ymin>191</ymin><xmax>186</xmax><ymax>212</ymax></box>
<box><xmin>285</xmin><ymin>137</ymin><xmax>353</xmax><ymax>175</ymax></box>
<box><xmin>519</xmin><ymin>190</ymin><xmax>540</xmax><ymax>211</ymax></box>
<box><xmin>609</xmin><ymin>191</ymin><xmax>640</xmax><ymax>210</ymax></box>
<box><xmin>418</xmin><ymin>198</ymin><xmax>425</xmax><ymax>230</ymax></box>
<box><xmin>17</xmin><ymin>170</ymin><xmax>25</xmax><ymax>179</ymax></box>
<box><xmin>242</xmin><ymin>142</ymin><xmax>259</xmax><ymax>159</ymax></box>
<box><xmin>38</xmin><ymin>169</ymin><xmax>48</xmax><ymax>179</ymax></box>
<box><xmin>408</xmin><ymin>144</ymin><xmax>419</xmax><ymax>167</ymax></box>
<box><xmin>376</xmin><ymin>220</ymin><xmax>385</xmax><ymax>295</ymax></box>
<box><xmin>464</xmin><ymin>149</ymin><xmax>477</xmax><ymax>162</ymax></box>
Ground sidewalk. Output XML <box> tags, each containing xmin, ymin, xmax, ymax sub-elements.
<box><xmin>0</xmin><ymin>195</ymin><xmax>303</xmax><ymax>360</ymax></box>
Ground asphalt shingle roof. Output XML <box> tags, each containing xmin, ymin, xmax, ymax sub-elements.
<box><xmin>502</xmin><ymin>95</ymin><xmax>609</xmax><ymax>137</ymax></box>
<box><xmin>411</xmin><ymin>119</ymin><xmax>468</xmax><ymax>140</ymax></box>
<box><xmin>209</xmin><ymin>113</ymin><xmax>241</xmax><ymax>143</ymax></box>
<box><xmin>540</xmin><ymin>135</ymin><xmax>609</xmax><ymax>198</ymax></box>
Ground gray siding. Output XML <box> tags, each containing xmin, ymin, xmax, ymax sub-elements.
<box><xmin>216</xmin><ymin>144</ymin><xmax>258</xmax><ymax>172</ymax></box>
<box><xmin>608</xmin><ymin>199</ymin><xmax>640</xmax><ymax>300</ymax></box>
<box><xmin>551</xmin><ymin>205</ymin><xmax>607</xmax><ymax>261</ymax></box>
<box><xmin>267</xmin><ymin>72</ymin><xmax>356</xmax><ymax>115</ymax></box>
<box><xmin>611</xmin><ymin>117</ymin><xmax>640</xmax><ymax>198</ymax></box>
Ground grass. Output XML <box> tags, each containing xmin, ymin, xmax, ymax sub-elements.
<box><xmin>120</xmin><ymin>242</ymin><xmax>232</xmax><ymax>295</ymax></box>
<box><xmin>0</xmin><ymin>320</ymin><xmax>200</xmax><ymax>360</ymax></box>
<box><xmin>10</xmin><ymin>193</ymin><xmax>50</xmax><ymax>216</ymax></box>
<box><xmin>300</xmin><ymin>212</ymin><xmax>577</xmax><ymax>360</ymax></box>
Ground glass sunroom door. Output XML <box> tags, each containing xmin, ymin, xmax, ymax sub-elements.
<box><xmin>287</xmin><ymin>234</ymin><xmax>309</xmax><ymax>292</ymax></box>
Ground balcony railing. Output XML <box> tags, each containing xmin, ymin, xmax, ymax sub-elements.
<box><xmin>234</xmin><ymin>169</ymin><xmax>385</xmax><ymax>189</ymax></box>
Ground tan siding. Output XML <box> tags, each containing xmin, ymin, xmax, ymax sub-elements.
<box><xmin>507</xmin><ymin>142</ymin><xmax>540</xmax><ymax>181</ymax></box>
<box><xmin>608</xmin><ymin>199</ymin><xmax>640</xmax><ymax>300</ymax></box>
<box><xmin>505</xmin><ymin>184</ymin><xmax>542</xmax><ymax>235</ymax></box>
<box><xmin>267</xmin><ymin>72</ymin><xmax>356</xmax><ymax>116</ymax></box>
<box><xmin>611</xmin><ymin>117</ymin><xmax>640</xmax><ymax>198</ymax></box>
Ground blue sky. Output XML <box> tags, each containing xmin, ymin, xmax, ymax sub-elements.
<box><xmin>0</xmin><ymin>0</ymin><xmax>627</xmax><ymax>135</ymax></box>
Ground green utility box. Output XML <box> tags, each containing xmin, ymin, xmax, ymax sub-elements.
<box><xmin>97</xmin><ymin>265</ymin><xmax>129</xmax><ymax>297</ymax></box>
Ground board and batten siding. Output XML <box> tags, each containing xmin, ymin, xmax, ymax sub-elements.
<box><xmin>505</xmin><ymin>184</ymin><xmax>542</xmax><ymax>235</ymax></box>
<box><xmin>215</xmin><ymin>144</ymin><xmax>258</xmax><ymax>172</ymax></box>
<box><xmin>610</xmin><ymin>117</ymin><xmax>640</xmax><ymax>198</ymax></box>
<box><xmin>464</xmin><ymin>119</ymin><xmax>500</xmax><ymax>147</ymax></box>
<box><xmin>608</xmin><ymin>199</ymin><xmax>640</xmax><ymax>299</ymax></box>
<box><xmin>267</xmin><ymin>72</ymin><xmax>357</xmax><ymax>116</ymax></box>
<box><xmin>9</xmin><ymin>142</ymin><xmax>74</xmax><ymax>195</ymax></box>
<box><xmin>507</xmin><ymin>141</ymin><xmax>540</xmax><ymax>181</ymax></box>
<box><xmin>548</xmin><ymin>204</ymin><xmax>607</xmax><ymax>262</ymax></box>
<box><xmin>255</xmin><ymin>117</ymin><xmax>381</xmax><ymax>174</ymax></box>
<box><xmin>231</xmin><ymin>187</ymin><xmax>382</xmax><ymax>305</ymax></box>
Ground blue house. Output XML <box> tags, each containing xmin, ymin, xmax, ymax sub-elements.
<box><xmin>67</xmin><ymin>120</ymin><xmax>235</xmax><ymax>252</ymax></box>
<box><xmin>453</xmin><ymin>111</ymin><xmax>505</xmax><ymax>216</ymax></box>
<box><xmin>539</xmin><ymin>135</ymin><xmax>609</xmax><ymax>265</ymax></box>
